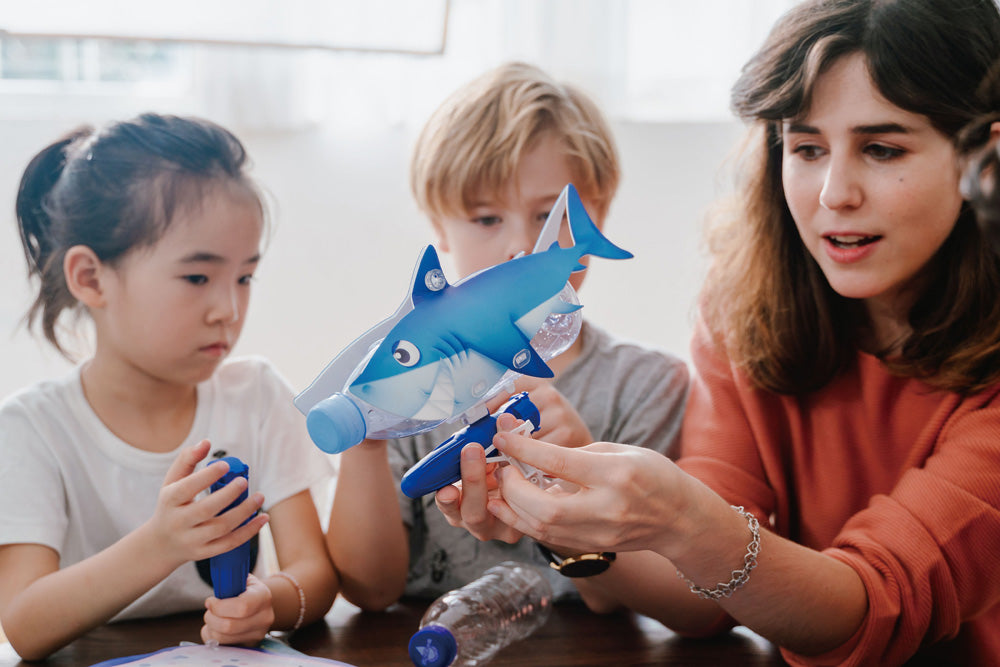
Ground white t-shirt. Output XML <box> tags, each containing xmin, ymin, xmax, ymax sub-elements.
<box><xmin>0</xmin><ymin>356</ymin><xmax>333</xmax><ymax>621</ymax></box>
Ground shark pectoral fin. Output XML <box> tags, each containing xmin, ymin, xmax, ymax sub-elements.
<box><xmin>550</xmin><ymin>300</ymin><xmax>583</xmax><ymax>315</ymax></box>
<box><xmin>468</xmin><ymin>327</ymin><xmax>555</xmax><ymax>379</ymax></box>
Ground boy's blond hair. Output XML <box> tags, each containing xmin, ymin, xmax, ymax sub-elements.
<box><xmin>410</xmin><ymin>61</ymin><xmax>620</xmax><ymax>223</ymax></box>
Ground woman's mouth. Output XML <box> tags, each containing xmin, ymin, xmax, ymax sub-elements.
<box><xmin>825</xmin><ymin>234</ymin><xmax>882</xmax><ymax>248</ymax></box>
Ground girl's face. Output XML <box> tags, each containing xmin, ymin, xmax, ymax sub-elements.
<box><xmin>97</xmin><ymin>185</ymin><xmax>263</xmax><ymax>386</ymax></box>
<box><xmin>781</xmin><ymin>53</ymin><xmax>963</xmax><ymax>328</ymax></box>
<box><xmin>430</xmin><ymin>131</ymin><xmax>599</xmax><ymax>291</ymax></box>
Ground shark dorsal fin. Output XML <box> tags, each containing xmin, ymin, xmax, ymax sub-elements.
<box><xmin>409</xmin><ymin>245</ymin><xmax>450</xmax><ymax>305</ymax></box>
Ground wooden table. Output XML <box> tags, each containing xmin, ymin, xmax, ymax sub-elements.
<box><xmin>0</xmin><ymin>597</ymin><xmax>786</xmax><ymax>666</ymax></box>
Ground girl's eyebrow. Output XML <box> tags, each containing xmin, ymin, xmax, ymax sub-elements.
<box><xmin>784</xmin><ymin>121</ymin><xmax>912</xmax><ymax>135</ymax></box>
<box><xmin>178</xmin><ymin>251</ymin><xmax>260</xmax><ymax>264</ymax></box>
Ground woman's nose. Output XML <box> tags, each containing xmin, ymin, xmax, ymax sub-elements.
<box><xmin>819</xmin><ymin>156</ymin><xmax>863</xmax><ymax>211</ymax></box>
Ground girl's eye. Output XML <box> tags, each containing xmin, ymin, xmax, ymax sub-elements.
<box><xmin>183</xmin><ymin>275</ymin><xmax>208</xmax><ymax>286</ymax></box>
<box><xmin>238</xmin><ymin>274</ymin><xmax>255</xmax><ymax>286</ymax></box>
<box><xmin>473</xmin><ymin>216</ymin><xmax>502</xmax><ymax>227</ymax></box>
<box><xmin>865</xmin><ymin>144</ymin><xmax>905</xmax><ymax>161</ymax></box>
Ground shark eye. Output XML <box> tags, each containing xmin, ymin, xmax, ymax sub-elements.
<box><xmin>392</xmin><ymin>340</ymin><xmax>420</xmax><ymax>367</ymax></box>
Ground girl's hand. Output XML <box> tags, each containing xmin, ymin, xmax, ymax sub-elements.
<box><xmin>146</xmin><ymin>440</ymin><xmax>269</xmax><ymax>568</ymax></box>
<box><xmin>434</xmin><ymin>443</ymin><xmax>525</xmax><ymax>544</ymax></box>
<box><xmin>201</xmin><ymin>574</ymin><xmax>274</xmax><ymax>646</ymax></box>
<box><xmin>486</xmin><ymin>424</ymin><xmax>687</xmax><ymax>555</ymax></box>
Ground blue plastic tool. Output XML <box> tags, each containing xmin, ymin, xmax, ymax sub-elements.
<box><xmin>207</xmin><ymin>456</ymin><xmax>254</xmax><ymax>599</ymax></box>
<box><xmin>401</xmin><ymin>392</ymin><xmax>540</xmax><ymax>498</ymax></box>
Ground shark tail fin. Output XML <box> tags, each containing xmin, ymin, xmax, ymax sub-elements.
<box><xmin>566</xmin><ymin>184</ymin><xmax>633</xmax><ymax>261</ymax></box>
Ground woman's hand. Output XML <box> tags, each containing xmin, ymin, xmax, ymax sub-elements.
<box><xmin>435</xmin><ymin>379</ymin><xmax>594</xmax><ymax>542</ymax></box>
<box><xmin>486</xmin><ymin>417</ymin><xmax>688</xmax><ymax>555</ymax></box>
<box><xmin>201</xmin><ymin>574</ymin><xmax>274</xmax><ymax>646</ymax></box>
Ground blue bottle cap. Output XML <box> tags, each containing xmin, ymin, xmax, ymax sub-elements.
<box><xmin>306</xmin><ymin>393</ymin><xmax>367</xmax><ymax>454</ymax></box>
<box><xmin>408</xmin><ymin>625</ymin><xmax>457</xmax><ymax>667</ymax></box>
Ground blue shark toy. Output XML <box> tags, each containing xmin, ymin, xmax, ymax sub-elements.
<box><xmin>295</xmin><ymin>184</ymin><xmax>632</xmax><ymax>458</ymax></box>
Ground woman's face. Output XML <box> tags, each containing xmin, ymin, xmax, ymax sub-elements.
<box><xmin>781</xmin><ymin>53</ymin><xmax>963</xmax><ymax>326</ymax></box>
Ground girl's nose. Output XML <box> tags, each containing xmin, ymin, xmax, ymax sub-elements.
<box><xmin>209</xmin><ymin>286</ymin><xmax>240</xmax><ymax>325</ymax></box>
<box><xmin>819</xmin><ymin>156</ymin><xmax>863</xmax><ymax>211</ymax></box>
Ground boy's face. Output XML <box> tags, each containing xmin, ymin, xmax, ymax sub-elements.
<box><xmin>431</xmin><ymin>132</ymin><xmax>602</xmax><ymax>292</ymax></box>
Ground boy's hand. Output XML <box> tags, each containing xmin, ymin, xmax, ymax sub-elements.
<box><xmin>145</xmin><ymin>440</ymin><xmax>268</xmax><ymax>568</ymax></box>
<box><xmin>201</xmin><ymin>574</ymin><xmax>274</xmax><ymax>645</ymax></box>
<box><xmin>435</xmin><ymin>443</ymin><xmax>525</xmax><ymax>544</ymax></box>
<box><xmin>487</xmin><ymin>376</ymin><xmax>593</xmax><ymax>448</ymax></box>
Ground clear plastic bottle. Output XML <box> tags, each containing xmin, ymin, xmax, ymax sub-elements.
<box><xmin>407</xmin><ymin>561</ymin><xmax>554</xmax><ymax>667</ymax></box>
<box><xmin>305</xmin><ymin>285</ymin><xmax>581</xmax><ymax>454</ymax></box>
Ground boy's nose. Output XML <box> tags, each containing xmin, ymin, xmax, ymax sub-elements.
<box><xmin>506</xmin><ymin>222</ymin><xmax>538</xmax><ymax>260</ymax></box>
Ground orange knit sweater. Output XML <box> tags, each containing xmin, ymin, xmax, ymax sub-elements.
<box><xmin>678</xmin><ymin>325</ymin><xmax>1000</xmax><ymax>666</ymax></box>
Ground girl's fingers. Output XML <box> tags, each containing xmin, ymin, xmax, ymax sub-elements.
<box><xmin>195</xmin><ymin>475</ymin><xmax>251</xmax><ymax>520</ymax></box>
<box><xmin>161</xmin><ymin>439</ymin><xmax>212</xmax><ymax>487</ymax></box>
<box><xmin>161</xmin><ymin>457</ymin><xmax>232</xmax><ymax>507</ymax></box>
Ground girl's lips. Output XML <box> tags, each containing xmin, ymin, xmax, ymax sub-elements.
<box><xmin>822</xmin><ymin>234</ymin><xmax>881</xmax><ymax>263</ymax></box>
<box><xmin>200</xmin><ymin>343</ymin><xmax>229</xmax><ymax>357</ymax></box>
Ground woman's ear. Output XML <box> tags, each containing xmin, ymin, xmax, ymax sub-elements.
<box><xmin>64</xmin><ymin>246</ymin><xmax>107</xmax><ymax>308</ymax></box>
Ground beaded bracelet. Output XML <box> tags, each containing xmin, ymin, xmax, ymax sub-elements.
<box><xmin>272</xmin><ymin>571</ymin><xmax>306</xmax><ymax>631</ymax></box>
<box><xmin>676</xmin><ymin>505</ymin><xmax>761</xmax><ymax>600</ymax></box>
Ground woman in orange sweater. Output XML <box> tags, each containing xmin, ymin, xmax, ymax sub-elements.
<box><xmin>435</xmin><ymin>0</ymin><xmax>1000</xmax><ymax>664</ymax></box>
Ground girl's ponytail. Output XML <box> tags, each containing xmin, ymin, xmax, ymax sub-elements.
<box><xmin>15</xmin><ymin>128</ymin><xmax>92</xmax><ymax>277</ymax></box>
<box><xmin>15</xmin><ymin>127</ymin><xmax>94</xmax><ymax>354</ymax></box>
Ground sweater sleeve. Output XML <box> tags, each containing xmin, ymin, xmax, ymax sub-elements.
<box><xmin>797</xmin><ymin>399</ymin><xmax>1000</xmax><ymax>666</ymax></box>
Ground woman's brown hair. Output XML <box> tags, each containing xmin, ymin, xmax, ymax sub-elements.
<box><xmin>703</xmin><ymin>0</ymin><xmax>1000</xmax><ymax>394</ymax></box>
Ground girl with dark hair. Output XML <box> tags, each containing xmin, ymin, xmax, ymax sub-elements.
<box><xmin>437</xmin><ymin>1</ymin><xmax>1000</xmax><ymax>664</ymax></box>
<box><xmin>0</xmin><ymin>113</ymin><xmax>337</xmax><ymax>659</ymax></box>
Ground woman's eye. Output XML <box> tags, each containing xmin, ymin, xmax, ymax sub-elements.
<box><xmin>792</xmin><ymin>144</ymin><xmax>824</xmax><ymax>160</ymax></box>
<box><xmin>183</xmin><ymin>275</ymin><xmax>208</xmax><ymax>286</ymax></box>
<box><xmin>866</xmin><ymin>144</ymin><xmax>905</xmax><ymax>160</ymax></box>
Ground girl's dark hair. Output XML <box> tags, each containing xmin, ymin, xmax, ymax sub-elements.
<box><xmin>16</xmin><ymin>113</ymin><xmax>261</xmax><ymax>355</ymax></box>
<box><xmin>702</xmin><ymin>0</ymin><xmax>1000</xmax><ymax>394</ymax></box>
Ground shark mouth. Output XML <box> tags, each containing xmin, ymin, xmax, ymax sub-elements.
<box><xmin>412</xmin><ymin>361</ymin><xmax>456</xmax><ymax>420</ymax></box>
<box><xmin>826</xmin><ymin>234</ymin><xmax>882</xmax><ymax>248</ymax></box>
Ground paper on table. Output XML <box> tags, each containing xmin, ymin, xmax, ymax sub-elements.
<box><xmin>88</xmin><ymin>643</ymin><xmax>358</xmax><ymax>667</ymax></box>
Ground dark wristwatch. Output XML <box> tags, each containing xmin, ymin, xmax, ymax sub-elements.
<box><xmin>535</xmin><ymin>543</ymin><xmax>616</xmax><ymax>578</ymax></box>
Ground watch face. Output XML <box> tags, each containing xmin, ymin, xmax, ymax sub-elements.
<box><xmin>555</xmin><ymin>552</ymin><xmax>616</xmax><ymax>578</ymax></box>
<box><xmin>559</xmin><ymin>557</ymin><xmax>612</xmax><ymax>578</ymax></box>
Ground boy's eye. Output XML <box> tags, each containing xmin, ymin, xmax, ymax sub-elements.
<box><xmin>183</xmin><ymin>275</ymin><xmax>208</xmax><ymax>286</ymax></box>
<box><xmin>473</xmin><ymin>216</ymin><xmax>502</xmax><ymax>227</ymax></box>
<box><xmin>536</xmin><ymin>211</ymin><xmax>551</xmax><ymax>224</ymax></box>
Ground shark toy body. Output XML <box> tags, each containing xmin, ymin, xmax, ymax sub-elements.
<box><xmin>295</xmin><ymin>184</ymin><xmax>632</xmax><ymax>454</ymax></box>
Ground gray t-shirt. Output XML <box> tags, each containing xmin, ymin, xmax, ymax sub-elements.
<box><xmin>386</xmin><ymin>321</ymin><xmax>689</xmax><ymax>600</ymax></box>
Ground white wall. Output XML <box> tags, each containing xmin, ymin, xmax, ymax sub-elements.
<box><xmin>0</xmin><ymin>116</ymin><xmax>744</xmax><ymax>400</ymax></box>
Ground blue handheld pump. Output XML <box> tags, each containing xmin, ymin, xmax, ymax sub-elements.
<box><xmin>400</xmin><ymin>392</ymin><xmax>540</xmax><ymax>498</ymax></box>
<box><xmin>207</xmin><ymin>456</ymin><xmax>254</xmax><ymax>599</ymax></box>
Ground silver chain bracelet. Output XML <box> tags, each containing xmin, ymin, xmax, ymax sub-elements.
<box><xmin>676</xmin><ymin>505</ymin><xmax>761</xmax><ymax>600</ymax></box>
